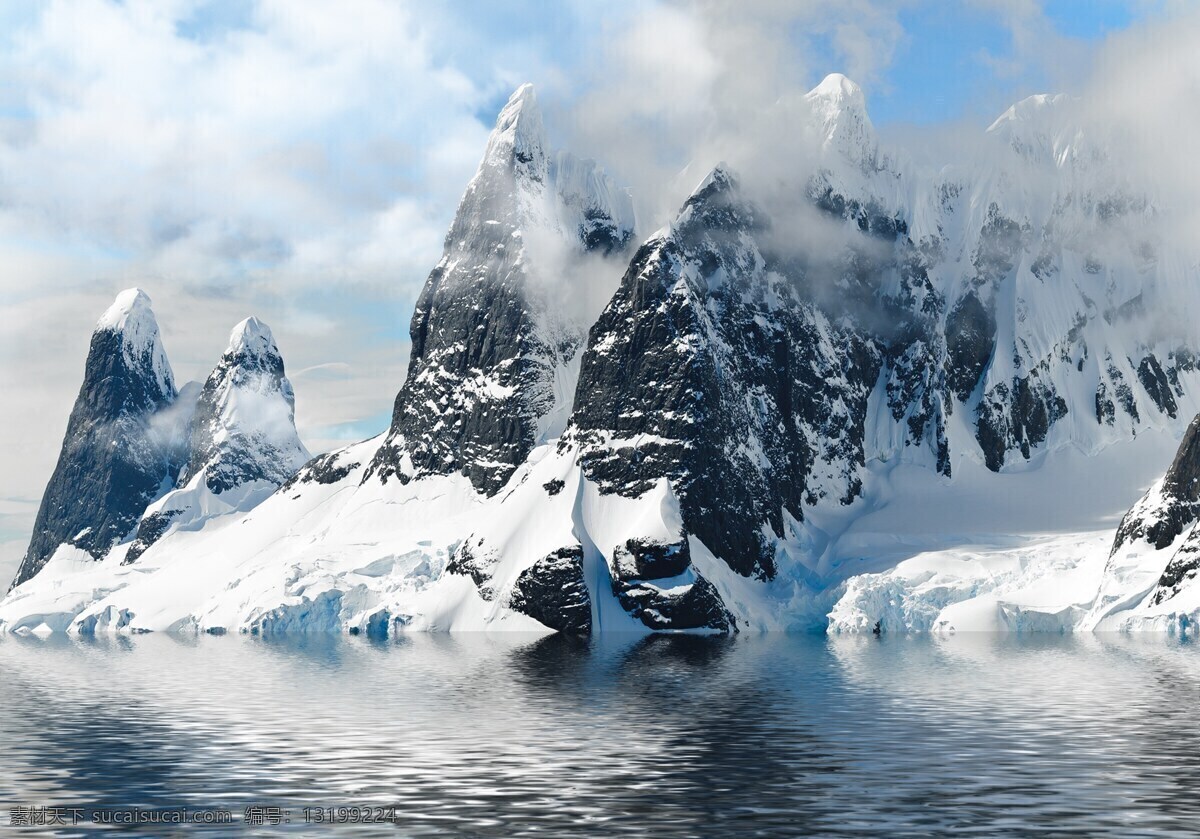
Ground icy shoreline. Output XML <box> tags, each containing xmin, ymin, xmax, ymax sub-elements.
<box><xmin>3</xmin><ymin>429</ymin><xmax>1192</xmax><ymax>638</ymax></box>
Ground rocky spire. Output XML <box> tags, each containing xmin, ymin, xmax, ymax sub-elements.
<box><xmin>1111</xmin><ymin>413</ymin><xmax>1200</xmax><ymax>554</ymax></box>
<box><xmin>11</xmin><ymin>289</ymin><xmax>181</xmax><ymax>589</ymax></box>
<box><xmin>181</xmin><ymin>316</ymin><xmax>309</xmax><ymax>493</ymax></box>
<box><xmin>804</xmin><ymin>73</ymin><xmax>877</xmax><ymax>169</ymax></box>
<box><xmin>122</xmin><ymin>316</ymin><xmax>309</xmax><ymax>565</ymax></box>
<box><xmin>366</xmin><ymin>83</ymin><xmax>634</xmax><ymax>495</ymax></box>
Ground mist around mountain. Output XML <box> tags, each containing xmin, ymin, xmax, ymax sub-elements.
<box><xmin>4</xmin><ymin>75</ymin><xmax>1200</xmax><ymax>636</ymax></box>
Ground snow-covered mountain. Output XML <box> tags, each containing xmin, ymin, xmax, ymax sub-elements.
<box><xmin>4</xmin><ymin>290</ymin><xmax>309</xmax><ymax>612</ymax></box>
<box><xmin>121</xmin><ymin>317</ymin><xmax>310</xmax><ymax>566</ymax></box>
<box><xmin>4</xmin><ymin>77</ymin><xmax>1200</xmax><ymax>635</ymax></box>
<box><xmin>366</xmin><ymin>84</ymin><xmax>635</xmax><ymax>495</ymax></box>
<box><xmin>9</xmin><ymin>290</ymin><xmax>186</xmax><ymax>590</ymax></box>
<box><xmin>1070</xmin><ymin>415</ymin><xmax>1200</xmax><ymax>632</ymax></box>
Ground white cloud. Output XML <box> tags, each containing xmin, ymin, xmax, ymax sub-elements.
<box><xmin>559</xmin><ymin>0</ymin><xmax>912</xmax><ymax>229</ymax></box>
<box><xmin>0</xmin><ymin>0</ymin><xmax>993</xmax><ymax>570</ymax></box>
<box><xmin>1081</xmin><ymin>6</ymin><xmax>1200</xmax><ymax>231</ymax></box>
<box><xmin>2</xmin><ymin>0</ymin><xmax>1198</xmax><ymax>579</ymax></box>
<box><xmin>0</xmin><ymin>0</ymin><xmax>492</xmax><ymax>290</ymax></box>
<box><xmin>0</xmin><ymin>0</ymin><xmax>494</xmax><ymax>558</ymax></box>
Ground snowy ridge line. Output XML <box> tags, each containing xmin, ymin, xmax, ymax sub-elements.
<box><xmin>5</xmin><ymin>75</ymin><xmax>1200</xmax><ymax>635</ymax></box>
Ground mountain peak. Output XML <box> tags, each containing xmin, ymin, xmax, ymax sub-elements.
<box><xmin>688</xmin><ymin>163</ymin><xmax>738</xmax><ymax>201</ymax></box>
<box><xmin>446</xmin><ymin>79</ymin><xmax>631</xmax><ymax>253</ymax></box>
<box><xmin>676</xmin><ymin>163</ymin><xmax>760</xmax><ymax>236</ymax></box>
<box><xmin>986</xmin><ymin>93</ymin><xmax>1091</xmax><ymax>165</ymax></box>
<box><xmin>182</xmin><ymin>315</ymin><xmax>307</xmax><ymax>495</ymax></box>
<box><xmin>987</xmin><ymin>93</ymin><xmax>1070</xmax><ymax>133</ymax></box>
<box><xmin>97</xmin><ymin>287</ymin><xmax>155</xmax><ymax>333</ymax></box>
<box><xmin>495</xmin><ymin>83</ymin><xmax>538</xmax><ymax>126</ymax></box>
<box><xmin>10</xmin><ymin>288</ymin><xmax>179</xmax><ymax>588</ymax></box>
<box><xmin>806</xmin><ymin>73</ymin><xmax>865</xmax><ymax>108</ymax></box>
<box><xmin>488</xmin><ymin>83</ymin><xmax>546</xmax><ymax>179</ymax></box>
<box><xmin>677</xmin><ymin>163</ymin><xmax>738</xmax><ymax>219</ymax></box>
<box><xmin>226</xmin><ymin>316</ymin><xmax>277</xmax><ymax>358</ymax></box>
<box><xmin>94</xmin><ymin>287</ymin><xmax>173</xmax><ymax>397</ymax></box>
<box><xmin>804</xmin><ymin>74</ymin><xmax>875</xmax><ymax>168</ymax></box>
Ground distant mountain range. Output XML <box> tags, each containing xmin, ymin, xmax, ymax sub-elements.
<box><xmin>5</xmin><ymin>76</ymin><xmax>1200</xmax><ymax>636</ymax></box>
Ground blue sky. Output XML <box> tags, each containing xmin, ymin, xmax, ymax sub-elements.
<box><xmin>154</xmin><ymin>0</ymin><xmax>1164</xmax><ymax>144</ymax></box>
<box><xmin>864</xmin><ymin>1</ymin><xmax>1154</xmax><ymax>124</ymax></box>
<box><xmin>0</xmin><ymin>0</ymin><xmax>1192</xmax><ymax>581</ymax></box>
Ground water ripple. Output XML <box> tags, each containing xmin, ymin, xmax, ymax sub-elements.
<box><xmin>1</xmin><ymin>632</ymin><xmax>1199</xmax><ymax>836</ymax></box>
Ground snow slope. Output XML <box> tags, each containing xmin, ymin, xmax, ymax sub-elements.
<box><xmin>121</xmin><ymin>316</ymin><xmax>310</xmax><ymax>565</ymax></box>
<box><xmin>9</xmin><ymin>288</ymin><xmax>183</xmax><ymax>589</ymax></box>
<box><xmin>5</xmin><ymin>78</ymin><xmax>1200</xmax><ymax>635</ymax></box>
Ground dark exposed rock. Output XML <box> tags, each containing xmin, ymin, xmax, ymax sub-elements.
<box><xmin>972</xmin><ymin>204</ymin><xmax>1025</xmax><ymax>288</ymax></box>
<box><xmin>606</xmin><ymin>535</ymin><xmax>735</xmax><ymax>631</ymax></box>
<box><xmin>12</xmin><ymin>290</ymin><xmax>181</xmax><ymax>590</ymax></box>
<box><xmin>809</xmin><ymin>182</ymin><xmax>907</xmax><ymax>242</ymax></box>
<box><xmin>508</xmin><ymin>546</ymin><xmax>591</xmax><ymax>634</ymax></box>
<box><xmin>1151</xmin><ymin>526</ymin><xmax>1200</xmax><ymax>605</ymax></box>
<box><xmin>1096</xmin><ymin>381</ymin><xmax>1117</xmax><ymax>426</ymax></box>
<box><xmin>1112</xmin><ymin>414</ymin><xmax>1200</xmax><ymax>554</ymax></box>
<box><xmin>580</xmin><ymin>207</ymin><xmax>633</xmax><ymax>254</ymax></box>
<box><xmin>122</xmin><ymin>508</ymin><xmax>182</xmax><ymax>565</ymax></box>
<box><xmin>886</xmin><ymin>331</ymin><xmax>951</xmax><ymax>477</ymax></box>
<box><xmin>613</xmin><ymin>537</ymin><xmax>691</xmax><ymax>580</ymax></box>
<box><xmin>369</xmin><ymin>255</ymin><xmax>562</xmax><ymax>495</ymax></box>
<box><xmin>1173</xmin><ymin>348</ymin><xmax>1197</xmax><ymax>374</ymax></box>
<box><xmin>542</xmin><ymin>478</ymin><xmax>565</xmax><ymax>496</ymax></box>
<box><xmin>611</xmin><ymin>574</ymin><xmax>734</xmax><ymax>632</ymax></box>
<box><xmin>446</xmin><ymin>541</ymin><xmax>500</xmax><ymax>600</ymax></box>
<box><xmin>1106</xmin><ymin>357</ymin><xmax>1139</xmax><ymax>423</ymax></box>
<box><xmin>569</xmin><ymin>168</ymin><xmax>880</xmax><ymax>581</ymax></box>
<box><xmin>945</xmin><ymin>292</ymin><xmax>995</xmax><ymax>401</ymax></box>
<box><xmin>366</xmin><ymin>84</ymin><xmax>633</xmax><ymax>497</ymax></box>
<box><xmin>976</xmin><ymin>370</ymin><xmax>1068</xmax><ymax>471</ymax></box>
<box><xmin>284</xmin><ymin>451</ymin><xmax>360</xmax><ymax>490</ymax></box>
<box><xmin>1137</xmin><ymin>354</ymin><xmax>1178</xmax><ymax>419</ymax></box>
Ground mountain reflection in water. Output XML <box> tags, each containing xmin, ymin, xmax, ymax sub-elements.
<box><xmin>1</xmin><ymin>631</ymin><xmax>1198</xmax><ymax>836</ymax></box>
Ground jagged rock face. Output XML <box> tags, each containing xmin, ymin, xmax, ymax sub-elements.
<box><xmin>610</xmin><ymin>537</ymin><xmax>734</xmax><ymax>632</ymax></box>
<box><xmin>569</xmin><ymin>170</ymin><xmax>881</xmax><ymax>580</ymax></box>
<box><xmin>368</xmin><ymin>84</ymin><xmax>634</xmax><ymax>496</ymax></box>
<box><xmin>790</xmin><ymin>80</ymin><xmax>1185</xmax><ymax>484</ymax></box>
<box><xmin>182</xmin><ymin>317</ymin><xmax>309</xmax><ymax>493</ymax></box>
<box><xmin>919</xmin><ymin>94</ymin><xmax>1197</xmax><ymax>475</ymax></box>
<box><xmin>123</xmin><ymin>317</ymin><xmax>309</xmax><ymax>565</ymax></box>
<box><xmin>12</xmin><ymin>290</ymin><xmax>181</xmax><ymax>589</ymax></box>
<box><xmin>507</xmin><ymin>546</ymin><xmax>591</xmax><ymax>634</ymax></box>
<box><xmin>1112</xmin><ymin>414</ymin><xmax>1200</xmax><ymax>554</ymax></box>
<box><xmin>446</xmin><ymin>541</ymin><xmax>499</xmax><ymax>601</ymax></box>
<box><xmin>976</xmin><ymin>370</ymin><xmax>1069</xmax><ymax>472</ymax></box>
<box><xmin>945</xmin><ymin>292</ymin><xmax>994</xmax><ymax>401</ymax></box>
<box><xmin>1151</xmin><ymin>526</ymin><xmax>1200</xmax><ymax>606</ymax></box>
<box><xmin>613</xmin><ymin>538</ymin><xmax>690</xmax><ymax>580</ymax></box>
<box><xmin>1137</xmin><ymin>355</ymin><xmax>1178</xmax><ymax>419</ymax></box>
<box><xmin>283</xmin><ymin>449</ymin><xmax>360</xmax><ymax>489</ymax></box>
<box><xmin>1132</xmin><ymin>417</ymin><xmax>1200</xmax><ymax>606</ymax></box>
<box><xmin>804</xmin><ymin>178</ymin><xmax>951</xmax><ymax>477</ymax></box>
<box><xmin>122</xmin><ymin>509</ymin><xmax>180</xmax><ymax>566</ymax></box>
<box><xmin>613</xmin><ymin>575</ymin><xmax>733</xmax><ymax>632</ymax></box>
